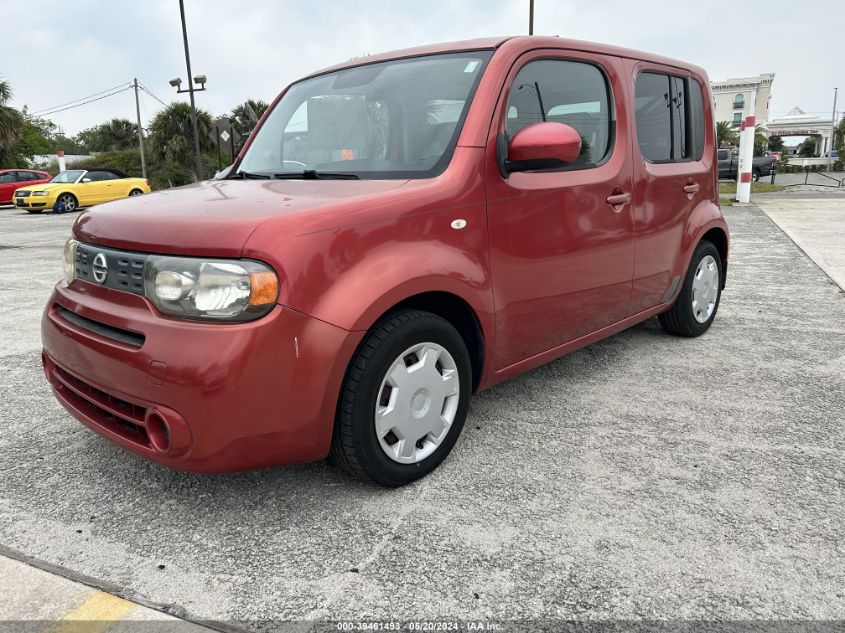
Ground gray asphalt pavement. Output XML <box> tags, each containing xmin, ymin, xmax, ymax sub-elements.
<box><xmin>1</xmin><ymin>201</ymin><xmax>844</xmax><ymax>627</ymax></box>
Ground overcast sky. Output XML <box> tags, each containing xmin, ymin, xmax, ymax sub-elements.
<box><xmin>3</xmin><ymin>0</ymin><xmax>841</xmax><ymax>135</ymax></box>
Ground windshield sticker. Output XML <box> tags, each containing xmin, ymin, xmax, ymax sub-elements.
<box><xmin>464</xmin><ymin>60</ymin><xmax>480</xmax><ymax>73</ymax></box>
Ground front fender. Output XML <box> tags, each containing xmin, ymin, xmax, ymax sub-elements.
<box><xmin>301</xmin><ymin>239</ymin><xmax>494</xmax><ymax>336</ymax></box>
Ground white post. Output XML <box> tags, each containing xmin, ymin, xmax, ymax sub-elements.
<box><xmin>57</xmin><ymin>150</ymin><xmax>66</xmax><ymax>173</ymax></box>
<box><xmin>736</xmin><ymin>89</ymin><xmax>757</xmax><ymax>203</ymax></box>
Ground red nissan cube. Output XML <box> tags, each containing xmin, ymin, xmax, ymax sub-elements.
<box><xmin>42</xmin><ymin>37</ymin><xmax>728</xmax><ymax>486</ymax></box>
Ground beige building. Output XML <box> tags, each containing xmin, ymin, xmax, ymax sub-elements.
<box><xmin>711</xmin><ymin>73</ymin><xmax>774</xmax><ymax>128</ymax></box>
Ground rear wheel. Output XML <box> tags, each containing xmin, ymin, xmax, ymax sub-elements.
<box><xmin>128</xmin><ymin>189</ymin><xmax>144</xmax><ymax>197</ymax></box>
<box><xmin>658</xmin><ymin>240</ymin><xmax>723</xmax><ymax>337</ymax></box>
<box><xmin>752</xmin><ymin>168</ymin><xmax>761</xmax><ymax>181</ymax></box>
<box><xmin>330</xmin><ymin>309</ymin><xmax>472</xmax><ymax>487</ymax></box>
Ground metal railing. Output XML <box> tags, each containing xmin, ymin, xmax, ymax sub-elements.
<box><xmin>783</xmin><ymin>166</ymin><xmax>844</xmax><ymax>188</ymax></box>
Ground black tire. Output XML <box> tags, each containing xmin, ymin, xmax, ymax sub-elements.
<box><xmin>129</xmin><ymin>189</ymin><xmax>144</xmax><ymax>197</ymax></box>
<box><xmin>57</xmin><ymin>193</ymin><xmax>78</xmax><ymax>213</ymax></box>
<box><xmin>658</xmin><ymin>240</ymin><xmax>723</xmax><ymax>337</ymax></box>
<box><xmin>752</xmin><ymin>168</ymin><xmax>761</xmax><ymax>181</ymax></box>
<box><xmin>329</xmin><ymin>309</ymin><xmax>472</xmax><ymax>487</ymax></box>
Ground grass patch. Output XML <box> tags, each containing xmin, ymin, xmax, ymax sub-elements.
<box><xmin>719</xmin><ymin>197</ymin><xmax>733</xmax><ymax>206</ymax></box>
<box><xmin>719</xmin><ymin>181</ymin><xmax>785</xmax><ymax>194</ymax></box>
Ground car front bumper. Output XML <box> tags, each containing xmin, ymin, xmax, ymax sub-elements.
<box><xmin>41</xmin><ymin>280</ymin><xmax>362</xmax><ymax>472</ymax></box>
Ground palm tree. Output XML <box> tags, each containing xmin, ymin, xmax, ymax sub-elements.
<box><xmin>230</xmin><ymin>99</ymin><xmax>268</xmax><ymax>138</ymax></box>
<box><xmin>148</xmin><ymin>102</ymin><xmax>213</xmax><ymax>181</ymax></box>
<box><xmin>0</xmin><ymin>80</ymin><xmax>24</xmax><ymax>165</ymax></box>
<box><xmin>753</xmin><ymin>124</ymin><xmax>768</xmax><ymax>156</ymax></box>
<box><xmin>102</xmin><ymin>118</ymin><xmax>138</xmax><ymax>151</ymax></box>
<box><xmin>716</xmin><ymin>121</ymin><xmax>738</xmax><ymax>148</ymax></box>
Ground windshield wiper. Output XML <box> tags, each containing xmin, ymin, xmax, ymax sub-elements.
<box><xmin>273</xmin><ymin>170</ymin><xmax>360</xmax><ymax>180</ymax></box>
<box><xmin>230</xmin><ymin>170</ymin><xmax>272</xmax><ymax>179</ymax></box>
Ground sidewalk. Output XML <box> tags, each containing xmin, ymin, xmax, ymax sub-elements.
<box><xmin>755</xmin><ymin>194</ymin><xmax>845</xmax><ymax>290</ymax></box>
<box><xmin>0</xmin><ymin>553</ymin><xmax>213</xmax><ymax>632</ymax></box>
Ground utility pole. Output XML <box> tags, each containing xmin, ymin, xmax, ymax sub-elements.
<box><xmin>529</xmin><ymin>0</ymin><xmax>534</xmax><ymax>35</ymax></box>
<box><xmin>179</xmin><ymin>0</ymin><xmax>203</xmax><ymax>181</ymax></box>
<box><xmin>828</xmin><ymin>87</ymin><xmax>838</xmax><ymax>172</ymax></box>
<box><xmin>133</xmin><ymin>78</ymin><xmax>147</xmax><ymax>179</ymax></box>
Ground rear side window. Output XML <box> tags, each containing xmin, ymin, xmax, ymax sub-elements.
<box><xmin>635</xmin><ymin>73</ymin><xmax>672</xmax><ymax>162</ymax></box>
<box><xmin>688</xmin><ymin>79</ymin><xmax>706</xmax><ymax>161</ymax></box>
<box><xmin>17</xmin><ymin>171</ymin><xmax>39</xmax><ymax>181</ymax></box>
<box><xmin>635</xmin><ymin>72</ymin><xmax>706</xmax><ymax>163</ymax></box>
<box><xmin>505</xmin><ymin>59</ymin><xmax>613</xmax><ymax>170</ymax></box>
<box><xmin>0</xmin><ymin>173</ymin><xmax>14</xmax><ymax>183</ymax></box>
<box><xmin>86</xmin><ymin>171</ymin><xmax>117</xmax><ymax>182</ymax></box>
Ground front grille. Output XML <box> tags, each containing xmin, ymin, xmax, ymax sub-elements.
<box><xmin>51</xmin><ymin>364</ymin><xmax>151</xmax><ymax>449</ymax></box>
<box><xmin>15</xmin><ymin>191</ymin><xmax>31</xmax><ymax>198</ymax></box>
<box><xmin>75</xmin><ymin>243</ymin><xmax>148</xmax><ymax>295</ymax></box>
<box><xmin>55</xmin><ymin>305</ymin><xmax>145</xmax><ymax>348</ymax></box>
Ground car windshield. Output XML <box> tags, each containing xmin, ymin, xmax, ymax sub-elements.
<box><xmin>236</xmin><ymin>51</ymin><xmax>492</xmax><ymax>179</ymax></box>
<box><xmin>50</xmin><ymin>170</ymin><xmax>84</xmax><ymax>183</ymax></box>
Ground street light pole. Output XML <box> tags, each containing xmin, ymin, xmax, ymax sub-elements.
<box><xmin>133</xmin><ymin>78</ymin><xmax>147</xmax><ymax>179</ymax></box>
<box><xmin>828</xmin><ymin>87</ymin><xmax>838</xmax><ymax>172</ymax></box>
<box><xmin>179</xmin><ymin>0</ymin><xmax>203</xmax><ymax>181</ymax></box>
<box><xmin>529</xmin><ymin>0</ymin><xmax>534</xmax><ymax>35</ymax></box>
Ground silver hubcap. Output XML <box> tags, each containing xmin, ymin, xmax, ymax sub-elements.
<box><xmin>60</xmin><ymin>195</ymin><xmax>75</xmax><ymax>211</ymax></box>
<box><xmin>692</xmin><ymin>254</ymin><xmax>719</xmax><ymax>323</ymax></box>
<box><xmin>374</xmin><ymin>342</ymin><xmax>460</xmax><ymax>464</ymax></box>
<box><xmin>130</xmin><ymin>190</ymin><xmax>142</xmax><ymax>196</ymax></box>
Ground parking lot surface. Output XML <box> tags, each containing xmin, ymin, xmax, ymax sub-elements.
<box><xmin>1</xmin><ymin>201</ymin><xmax>844</xmax><ymax>627</ymax></box>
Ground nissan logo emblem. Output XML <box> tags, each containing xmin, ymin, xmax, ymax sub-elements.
<box><xmin>92</xmin><ymin>253</ymin><xmax>108</xmax><ymax>284</ymax></box>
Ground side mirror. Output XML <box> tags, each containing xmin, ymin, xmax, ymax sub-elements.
<box><xmin>81</xmin><ymin>177</ymin><xmax>92</xmax><ymax>183</ymax></box>
<box><xmin>505</xmin><ymin>122</ymin><xmax>582</xmax><ymax>173</ymax></box>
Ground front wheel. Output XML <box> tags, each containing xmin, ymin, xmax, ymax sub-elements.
<box><xmin>658</xmin><ymin>240</ymin><xmax>723</xmax><ymax>337</ymax></box>
<box><xmin>330</xmin><ymin>309</ymin><xmax>472</xmax><ymax>487</ymax></box>
<box><xmin>128</xmin><ymin>189</ymin><xmax>144</xmax><ymax>197</ymax></box>
<box><xmin>57</xmin><ymin>193</ymin><xmax>78</xmax><ymax>213</ymax></box>
<box><xmin>752</xmin><ymin>168</ymin><xmax>761</xmax><ymax>182</ymax></box>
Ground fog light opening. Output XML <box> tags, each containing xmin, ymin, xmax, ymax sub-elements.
<box><xmin>146</xmin><ymin>411</ymin><xmax>171</xmax><ymax>453</ymax></box>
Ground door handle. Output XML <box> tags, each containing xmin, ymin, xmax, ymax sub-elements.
<box><xmin>683</xmin><ymin>183</ymin><xmax>700</xmax><ymax>196</ymax></box>
<box><xmin>606</xmin><ymin>191</ymin><xmax>631</xmax><ymax>211</ymax></box>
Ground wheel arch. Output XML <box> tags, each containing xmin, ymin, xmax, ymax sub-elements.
<box><xmin>371</xmin><ymin>291</ymin><xmax>486</xmax><ymax>392</ymax></box>
<box><xmin>681</xmin><ymin>200</ymin><xmax>730</xmax><ymax>288</ymax></box>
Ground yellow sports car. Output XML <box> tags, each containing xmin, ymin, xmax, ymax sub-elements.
<box><xmin>13</xmin><ymin>168</ymin><xmax>151</xmax><ymax>213</ymax></box>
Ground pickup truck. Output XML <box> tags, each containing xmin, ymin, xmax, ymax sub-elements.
<box><xmin>717</xmin><ymin>149</ymin><xmax>776</xmax><ymax>181</ymax></box>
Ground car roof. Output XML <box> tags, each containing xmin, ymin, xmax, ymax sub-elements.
<box><xmin>305</xmin><ymin>35</ymin><xmax>704</xmax><ymax>79</ymax></box>
<box><xmin>80</xmin><ymin>168</ymin><xmax>129</xmax><ymax>178</ymax></box>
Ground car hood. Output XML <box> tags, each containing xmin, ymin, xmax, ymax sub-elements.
<box><xmin>16</xmin><ymin>182</ymin><xmax>65</xmax><ymax>193</ymax></box>
<box><xmin>73</xmin><ymin>178</ymin><xmax>413</xmax><ymax>257</ymax></box>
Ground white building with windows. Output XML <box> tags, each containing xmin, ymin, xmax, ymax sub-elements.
<box><xmin>711</xmin><ymin>73</ymin><xmax>774</xmax><ymax>128</ymax></box>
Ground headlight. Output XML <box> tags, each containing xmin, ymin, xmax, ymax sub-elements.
<box><xmin>32</xmin><ymin>191</ymin><xmax>49</xmax><ymax>196</ymax></box>
<box><xmin>62</xmin><ymin>238</ymin><xmax>78</xmax><ymax>283</ymax></box>
<box><xmin>144</xmin><ymin>256</ymin><xmax>279</xmax><ymax>322</ymax></box>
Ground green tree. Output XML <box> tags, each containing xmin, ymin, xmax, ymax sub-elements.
<box><xmin>753</xmin><ymin>124</ymin><xmax>768</xmax><ymax>156</ymax></box>
<box><xmin>797</xmin><ymin>137</ymin><xmax>817</xmax><ymax>157</ymax></box>
<box><xmin>716</xmin><ymin>121</ymin><xmax>738</xmax><ymax>148</ymax></box>
<box><xmin>148</xmin><ymin>102</ymin><xmax>214</xmax><ymax>182</ymax></box>
<box><xmin>76</xmin><ymin>118</ymin><xmax>138</xmax><ymax>153</ymax></box>
<box><xmin>0</xmin><ymin>80</ymin><xmax>25</xmax><ymax>166</ymax></box>
<box><xmin>230</xmin><ymin>99</ymin><xmax>268</xmax><ymax>137</ymax></box>
<box><xmin>834</xmin><ymin>116</ymin><xmax>845</xmax><ymax>155</ymax></box>
<box><xmin>768</xmin><ymin>135</ymin><xmax>784</xmax><ymax>152</ymax></box>
<box><xmin>10</xmin><ymin>113</ymin><xmax>56</xmax><ymax>165</ymax></box>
